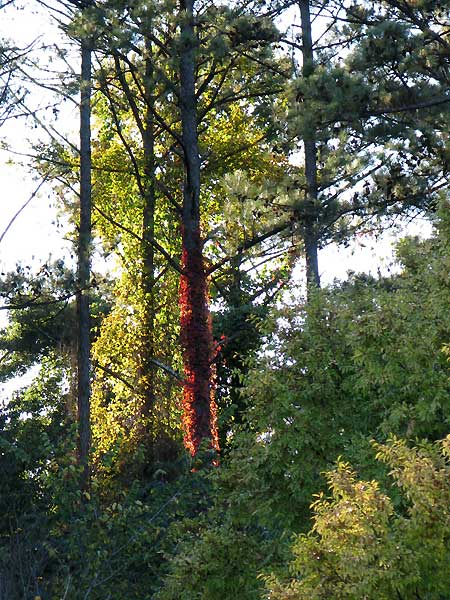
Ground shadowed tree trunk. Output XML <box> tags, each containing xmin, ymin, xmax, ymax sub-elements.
<box><xmin>77</xmin><ymin>35</ymin><xmax>92</xmax><ymax>491</ymax></box>
<box><xmin>140</xmin><ymin>39</ymin><xmax>157</xmax><ymax>423</ymax></box>
<box><xmin>178</xmin><ymin>0</ymin><xmax>219</xmax><ymax>457</ymax></box>
<box><xmin>299</xmin><ymin>0</ymin><xmax>320</xmax><ymax>293</ymax></box>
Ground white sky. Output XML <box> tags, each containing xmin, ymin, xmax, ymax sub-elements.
<box><xmin>1</xmin><ymin>2</ymin><xmax>74</xmax><ymax>276</ymax></box>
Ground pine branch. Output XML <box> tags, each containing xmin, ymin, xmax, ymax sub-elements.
<box><xmin>207</xmin><ymin>221</ymin><xmax>292</xmax><ymax>274</ymax></box>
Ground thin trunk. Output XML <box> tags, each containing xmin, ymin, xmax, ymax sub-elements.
<box><xmin>299</xmin><ymin>0</ymin><xmax>320</xmax><ymax>293</ymax></box>
<box><xmin>217</xmin><ymin>252</ymin><xmax>245</xmax><ymax>449</ymax></box>
<box><xmin>77</xmin><ymin>38</ymin><xmax>92</xmax><ymax>491</ymax></box>
<box><xmin>178</xmin><ymin>0</ymin><xmax>219</xmax><ymax>457</ymax></box>
<box><xmin>140</xmin><ymin>40</ymin><xmax>157</xmax><ymax>421</ymax></box>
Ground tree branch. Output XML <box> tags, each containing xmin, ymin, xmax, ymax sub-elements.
<box><xmin>207</xmin><ymin>221</ymin><xmax>291</xmax><ymax>274</ymax></box>
<box><xmin>0</xmin><ymin>177</ymin><xmax>49</xmax><ymax>246</ymax></box>
<box><xmin>92</xmin><ymin>203</ymin><xmax>183</xmax><ymax>274</ymax></box>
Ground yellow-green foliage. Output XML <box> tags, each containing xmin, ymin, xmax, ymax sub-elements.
<box><xmin>266</xmin><ymin>436</ymin><xmax>450</xmax><ymax>600</ymax></box>
<box><xmin>91</xmin><ymin>268</ymin><xmax>183</xmax><ymax>478</ymax></box>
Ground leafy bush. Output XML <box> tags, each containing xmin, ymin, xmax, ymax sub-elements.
<box><xmin>266</xmin><ymin>436</ymin><xmax>450</xmax><ymax>600</ymax></box>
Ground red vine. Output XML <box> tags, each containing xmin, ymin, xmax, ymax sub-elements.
<box><xmin>179</xmin><ymin>227</ymin><xmax>219</xmax><ymax>456</ymax></box>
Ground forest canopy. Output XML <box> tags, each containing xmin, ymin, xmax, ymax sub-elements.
<box><xmin>0</xmin><ymin>0</ymin><xmax>449</xmax><ymax>598</ymax></box>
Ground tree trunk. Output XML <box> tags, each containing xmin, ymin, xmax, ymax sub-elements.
<box><xmin>178</xmin><ymin>0</ymin><xmax>219</xmax><ymax>457</ymax></box>
<box><xmin>140</xmin><ymin>41</ymin><xmax>157</xmax><ymax>422</ymax></box>
<box><xmin>299</xmin><ymin>0</ymin><xmax>320</xmax><ymax>293</ymax></box>
<box><xmin>76</xmin><ymin>38</ymin><xmax>92</xmax><ymax>491</ymax></box>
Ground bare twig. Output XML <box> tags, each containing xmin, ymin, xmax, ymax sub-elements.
<box><xmin>0</xmin><ymin>177</ymin><xmax>48</xmax><ymax>246</ymax></box>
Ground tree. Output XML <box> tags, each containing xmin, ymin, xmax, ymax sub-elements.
<box><xmin>76</xmin><ymin>0</ymin><xmax>94</xmax><ymax>491</ymax></box>
<box><xmin>266</xmin><ymin>0</ymin><xmax>450</xmax><ymax>302</ymax></box>
<box><xmin>0</xmin><ymin>42</ymin><xmax>17</xmax><ymax>127</ymax></box>
<box><xmin>219</xmin><ymin>213</ymin><xmax>450</xmax><ymax>530</ymax></box>
<box><xmin>298</xmin><ymin>0</ymin><xmax>320</xmax><ymax>291</ymax></box>
<box><xmin>177</xmin><ymin>0</ymin><xmax>219</xmax><ymax>457</ymax></box>
<box><xmin>0</xmin><ymin>260</ymin><xmax>79</xmax><ymax>384</ymax></box>
<box><xmin>0</xmin><ymin>354</ymin><xmax>76</xmax><ymax>599</ymax></box>
<box><xmin>155</xmin><ymin>207</ymin><xmax>450</xmax><ymax>597</ymax></box>
<box><xmin>266</xmin><ymin>436</ymin><xmax>450</xmax><ymax>600</ymax></box>
<box><xmin>72</xmin><ymin>0</ymin><xmax>289</xmax><ymax>466</ymax></box>
<box><xmin>0</xmin><ymin>3</ymin><xmax>21</xmax><ymax>127</ymax></box>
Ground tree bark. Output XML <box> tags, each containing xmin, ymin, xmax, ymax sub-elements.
<box><xmin>299</xmin><ymin>0</ymin><xmax>320</xmax><ymax>293</ymax></box>
<box><xmin>76</xmin><ymin>38</ymin><xmax>92</xmax><ymax>491</ymax></box>
<box><xmin>178</xmin><ymin>0</ymin><xmax>219</xmax><ymax>457</ymax></box>
<box><xmin>140</xmin><ymin>39</ymin><xmax>157</xmax><ymax>422</ymax></box>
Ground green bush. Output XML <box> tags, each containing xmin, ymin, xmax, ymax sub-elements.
<box><xmin>266</xmin><ymin>436</ymin><xmax>450</xmax><ymax>600</ymax></box>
